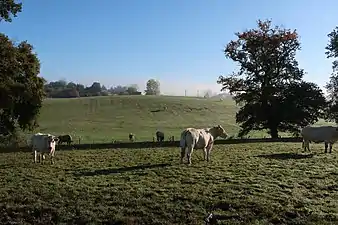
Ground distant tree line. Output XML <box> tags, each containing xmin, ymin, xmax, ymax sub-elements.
<box><xmin>44</xmin><ymin>79</ymin><xmax>161</xmax><ymax>98</ymax></box>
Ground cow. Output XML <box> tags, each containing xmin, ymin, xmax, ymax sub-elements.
<box><xmin>301</xmin><ymin>126</ymin><xmax>338</xmax><ymax>153</ymax></box>
<box><xmin>58</xmin><ymin>134</ymin><xmax>72</xmax><ymax>145</ymax></box>
<box><xmin>129</xmin><ymin>133</ymin><xmax>135</xmax><ymax>142</ymax></box>
<box><xmin>156</xmin><ymin>131</ymin><xmax>164</xmax><ymax>142</ymax></box>
<box><xmin>179</xmin><ymin>125</ymin><xmax>228</xmax><ymax>165</ymax></box>
<box><xmin>30</xmin><ymin>133</ymin><xmax>59</xmax><ymax>164</ymax></box>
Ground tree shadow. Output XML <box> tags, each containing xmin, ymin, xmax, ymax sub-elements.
<box><xmin>255</xmin><ymin>152</ymin><xmax>315</xmax><ymax>160</ymax></box>
<box><xmin>73</xmin><ymin>163</ymin><xmax>171</xmax><ymax>177</ymax></box>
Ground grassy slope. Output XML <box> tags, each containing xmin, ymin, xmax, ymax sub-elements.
<box><xmin>34</xmin><ymin>95</ymin><xmax>333</xmax><ymax>144</ymax></box>
<box><xmin>1</xmin><ymin>143</ymin><xmax>338</xmax><ymax>224</ymax></box>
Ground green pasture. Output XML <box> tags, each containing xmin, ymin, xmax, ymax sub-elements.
<box><xmin>32</xmin><ymin>95</ymin><xmax>333</xmax><ymax>144</ymax></box>
<box><xmin>1</xmin><ymin>143</ymin><xmax>337</xmax><ymax>224</ymax></box>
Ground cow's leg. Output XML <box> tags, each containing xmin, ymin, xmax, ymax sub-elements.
<box><xmin>325</xmin><ymin>142</ymin><xmax>328</xmax><ymax>153</ymax></box>
<box><xmin>329</xmin><ymin>143</ymin><xmax>333</xmax><ymax>153</ymax></box>
<box><xmin>203</xmin><ymin>148</ymin><xmax>207</xmax><ymax>161</ymax></box>
<box><xmin>40</xmin><ymin>153</ymin><xmax>44</xmax><ymax>164</ymax></box>
<box><xmin>34</xmin><ymin>150</ymin><xmax>37</xmax><ymax>163</ymax></box>
<box><xmin>305</xmin><ymin>140</ymin><xmax>310</xmax><ymax>152</ymax></box>
<box><xmin>186</xmin><ymin>146</ymin><xmax>194</xmax><ymax>165</ymax></box>
<box><xmin>180</xmin><ymin>147</ymin><xmax>186</xmax><ymax>163</ymax></box>
<box><xmin>206</xmin><ymin>142</ymin><xmax>214</xmax><ymax>162</ymax></box>
<box><xmin>50</xmin><ymin>149</ymin><xmax>55</xmax><ymax>164</ymax></box>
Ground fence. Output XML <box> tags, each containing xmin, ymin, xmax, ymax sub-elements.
<box><xmin>55</xmin><ymin>137</ymin><xmax>303</xmax><ymax>151</ymax></box>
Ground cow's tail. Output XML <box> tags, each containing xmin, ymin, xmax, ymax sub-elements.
<box><xmin>180</xmin><ymin>130</ymin><xmax>189</xmax><ymax>148</ymax></box>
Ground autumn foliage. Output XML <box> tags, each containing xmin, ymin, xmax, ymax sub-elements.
<box><xmin>218</xmin><ymin>20</ymin><xmax>326</xmax><ymax>138</ymax></box>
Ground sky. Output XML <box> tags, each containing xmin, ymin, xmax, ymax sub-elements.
<box><xmin>0</xmin><ymin>0</ymin><xmax>337</xmax><ymax>96</ymax></box>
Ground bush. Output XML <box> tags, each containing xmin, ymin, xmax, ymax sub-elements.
<box><xmin>0</xmin><ymin>130</ymin><xmax>28</xmax><ymax>152</ymax></box>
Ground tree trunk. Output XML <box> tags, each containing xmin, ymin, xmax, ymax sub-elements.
<box><xmin>269</xmin><ymin>127</ymin><xmax>279</xmax><ymax>139</ymax></box>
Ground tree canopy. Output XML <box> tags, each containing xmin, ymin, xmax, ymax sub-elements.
<box><xmin>325</xmin><ymin>26</ymin><xmax>338</xmax><ymax>123</ymax></box>
<box><xmin>217</xmin><ymin>19</ymin><xmax>327</xmax><ymax>138</ymax></box>
<box><xmin>0</xmin><ymin>34</ymin><xmax>45</xmax><ymax>135</ymax></box>
<box><xmin>0</xmin><ymin>0</ymin><xmax>22</xmax><ymax>22</ymax></box>
<box><xmin>0</xmin><ymin>1</ymin><xmax>46</xmax><ymax>136</ymax></box>
<box><xmin>145</xmin><ymin>79</ymin><xmax>161</xmax><ymax>95</ymax></box>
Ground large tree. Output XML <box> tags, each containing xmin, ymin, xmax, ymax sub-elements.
<box><xmin>0</xmin><ymin>1</ymin><xmax>45</xmax><ymax>135</ymax></box>
<box><xmin>324</xmin><ymin>26</ymin><xmax>338</xmax><ymax>123</ymax></box>
<box><xmin>145</xmin><ymin>79</ymin><xmax>160</xmax><ymax>95</ymax></box>
<box><xmin>217</xmin><ymin>19</ymin><xmax>327</xmax><ymax>138</ymax></box>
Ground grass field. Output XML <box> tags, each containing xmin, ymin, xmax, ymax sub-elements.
<box><xmin>1</xmin><ymin>143</ymin><xmax>338</xmax><ymax>224</ymax></box>
<box><xmin>33</xmin><ymin>95</ymin><xmax>332</xmax><ymax>144</ymax></box>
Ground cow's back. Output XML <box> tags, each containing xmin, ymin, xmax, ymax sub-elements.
<box><xmin>301</xmin><ymin>126</ymin><xmax>338</xmax><ymax>141</ymax></box>
<box><xmin>31</xmin><ymin>133</ymin><xmax>49</xmax><ymax>151</ymax></box>
<box><xmin>184</xmin><ymin>128</ymin><xmax>211</xmax><ymax>149</ymax></box>
<box><xmin>60</xmin><ymin>134</ymin><xmax>71</xmax><ymax>141</ymax></box>
<box><xmin>156</xmin><ymin>131</ymin><xmax>164</xmax><ymax>137</ymax></box>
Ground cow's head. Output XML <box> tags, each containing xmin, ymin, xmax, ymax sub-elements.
<box><xmin>211</xmin><ymin>125</ymin><xmax>228</xmax><ymax>139</ymax></box>
<box><xmin>46</xmin><ymin>136</ymin><xmax>59</xmax><ymax>151</ymax></box>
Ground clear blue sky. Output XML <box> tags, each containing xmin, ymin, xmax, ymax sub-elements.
<box><xmin>1</xmin><ymin>0</ymin><xmax>337</xmax><ymax>96</ymax></box>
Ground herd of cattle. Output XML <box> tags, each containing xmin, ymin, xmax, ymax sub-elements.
<box><xmin>29</xmin><ymin>125</ymin><xmax>338</xmax><ymax>165</ymax></box>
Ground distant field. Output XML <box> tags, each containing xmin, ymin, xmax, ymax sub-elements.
<box><xmin>32</xmin><ymin>95</ymin><xmax>333</xmax><ymax>144</ymax></box>
<box><xmin>1</xmin><ymin>143</ymin><xmax>337</xmax><ymax>224</ymax></box>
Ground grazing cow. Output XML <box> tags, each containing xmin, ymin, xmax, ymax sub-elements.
<box><xmin>180</xmin><ymin>125</ymin><xmax>228</xmax><ymax>165</ymax></box>
<box><xmin>129</xmin><ymin>133</ymin><xmax>135</xmax><ymax>142</ymax></box>
<box><xmin>31</xmin><ymin>133</ymin><xmax>59</xmax><ymax>164</ymax></box>
<box><xmin>58</xmin><ymin>134</ymin><xmax>72</xmax><ymax>145</ymax></box>
<box><xmin>301</xmin><ymin>126</ymin><xmax>338</xmax><ymax>153</ymax></box>
<box><xmin>156</xmin><ymin>131</ymin><xmax>165</xmax><ymax>142</ymax></box>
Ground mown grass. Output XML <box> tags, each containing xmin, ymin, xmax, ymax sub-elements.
<box><xmin>33</xmin><ymin>95</ymin><xmax>332</xmax><ymax>144</ymax></box>
<box><xmin>1</xmin><ymin>143</ymin><xmax>338</xmax><ymax>224</ymax></box>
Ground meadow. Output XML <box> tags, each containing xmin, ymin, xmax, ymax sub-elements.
<box><xmin>34</xmin><ymin>95</ymin><xmax>332</xmax><ymax>144</ymax></box>
<box><xmin>1</xmin><ymin>143</ymin><xmax>338</xmax><ymax>224</ymax></box>
<box><xmin>2</xmin><ymin>95</ymin><xmax>338</xmax><ymax>225</ymax></box>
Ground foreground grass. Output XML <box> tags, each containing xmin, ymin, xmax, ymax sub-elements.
<box><xmin>1</xmin><ymin>143</ymin><xmax>338</xmax><ymax>224</ymax></box>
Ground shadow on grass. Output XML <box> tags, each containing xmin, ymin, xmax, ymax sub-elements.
<box><xmin>0</xmin><ymin>146</ymin><xmax>30</xmax><ymax>154</ymax></box>
<box><xmin>255</xmin><ymin>152</ymin><xmax>315</xmax><ymax>160</ymax></box>
<box><xmin>74</xmin><ymin>163</ymin><xmax>171</xmax><ymax>177</ymax></box>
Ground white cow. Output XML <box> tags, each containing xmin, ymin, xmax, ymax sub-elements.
<box><xmin>31</xmin><ymin>133</ymin><xmax>59</xmax><ymax>164</ymax></box>
<box><xmin>180</xmin><ymin>125</ymin><xmax>228</xmax><ymax>165</ymax></box>
<box><xmin>301</xmin><ymin>126</ymin><xmax>338</xmax><ymax>153</ymax></box>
